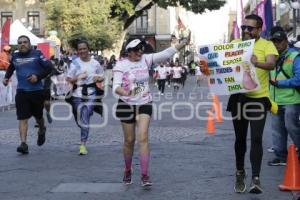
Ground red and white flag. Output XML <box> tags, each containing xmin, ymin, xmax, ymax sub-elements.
<box><xmin>1</xmin><ymin>18</ymin><xmax>11</xmax><ymax>51</ymax></box>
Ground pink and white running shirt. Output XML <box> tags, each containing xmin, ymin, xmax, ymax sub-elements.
<box><xmin>172</xmin><ymin>66</ymin><xmax>183</xmax><ymax>79</ymax></box>
<box><xmin>155</xmin><ymin>66</ymin><xmax>168</xmax><ymax>79</ymax></box>
<box><xmin>113</xmin><ymin>47</ymin><xmax>177</xmax><ymax>105</ymax></box>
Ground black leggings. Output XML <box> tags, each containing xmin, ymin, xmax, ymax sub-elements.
<box><xmin>231</xmin><ymin>100</ymin><xmax>268</xmax><ymax>177</ymax></box>
<box><xmin>157</xmin><ymin>79</ymin><xmax>166</xmax><ymax>93</ymax></box>
<box><xmin>181</xmin><ymin>76</ymin><xmax>187</xmax><ymax>87</ymax></box>
<box><xmin>166</xmin><ymin>76</ymin><xmax>171</xmax><ymax>85</ymax></box>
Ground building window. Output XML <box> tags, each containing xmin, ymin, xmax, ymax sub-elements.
<box><xmin>27</xmin><ymin>11</ymin><xmax>40</xmax><ymax>32</ymax></box>
<box><xmin>1</xmin><ymin>12</ymin><xmax>13</xmax><ymax>27</ymax></box>
<box><xmin>136</xmin><ymin>11</ymin><xmax>148</xmax><ymax>33</ymax></box>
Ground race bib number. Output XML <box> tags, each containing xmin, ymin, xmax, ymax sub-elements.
<box><xmin>133</xmin><ymin>82</ymin><xmax>147</xmax><ymax>96</ymax></box>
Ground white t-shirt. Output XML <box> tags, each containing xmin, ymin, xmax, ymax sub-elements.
<box><xmin>113</xmin><ymin>47</ymin><xmax>177</xmax><ymax>105</ymax></box>
<box><xmin>156</xmin><ymin>66</ymin><xmax>168</xmax><ymax>79</ymax></box>
<box><xmin>195</xmin><ymin>66</ymin><xmax>202</xmax><ymax>76</ymax></box>
<box><xmin>67</xmin><ymin>57</ymin><xmax>104</xmax><ymax>98</ymax></box>
<box><xmin>172</xmin><ymin>66</ymin><xmax>183</xmax><ymax>79</ymax></box>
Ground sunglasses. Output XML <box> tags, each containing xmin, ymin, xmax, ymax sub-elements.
<box><xmin>241</xmin><ymin>25</ymin><xmax>257</xmax><ymax>32</ymax></box>
<box><xmin>18</xmin><ymin>40</ymin><xmax>29</xmax><ymax>44</ymax></box>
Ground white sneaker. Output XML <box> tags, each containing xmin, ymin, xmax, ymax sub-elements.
<box><xmin>161</xmin><ymin>93</ymin><xmax>164</xmax><ymax>96</ymax></box>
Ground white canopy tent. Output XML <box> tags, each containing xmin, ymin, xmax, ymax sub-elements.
<box><xmin>9</xmin><ymin>19</ymin><xmax>44</xmax><ymax>45</ymax></box>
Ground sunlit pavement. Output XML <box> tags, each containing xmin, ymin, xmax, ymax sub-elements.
<box><xmin>0</xmin><ymin>77</ymin><xmax>296</xmax><ymax>200</ymax></box>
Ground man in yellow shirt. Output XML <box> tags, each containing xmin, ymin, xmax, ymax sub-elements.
<box><xmin>226</xmin><ymin>14</ymin><xmax>278</xmax><ymax>194</ymax></box>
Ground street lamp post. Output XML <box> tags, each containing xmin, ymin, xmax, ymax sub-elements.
<box><xmin>293</xmin><ymin>8</ymin><xmax>297</xmax><ymax>37</ymax></box>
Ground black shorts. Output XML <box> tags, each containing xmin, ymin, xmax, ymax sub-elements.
<box><xmin>116</xmin><ymin>99</ymin><xmax>152</xmax><ymax>124</ymax></box>
<box><xmin>15</xmin><ymin>90</ymin><xmax>45</xmax><ymax>120</ymax></box>
<box><xmin>173</xmin><ymin>78</ymin><xmax>181</xmax><ymax>83</ymax></box>
<box><xmin>226</xmin><ymin>93</ymin><xmax>271</xmax><ymax>113</ymax></box>
<box><xmin>44</xmin><ymin>89</ymin><xmax>51</xmax><ymax>101</ymax></box>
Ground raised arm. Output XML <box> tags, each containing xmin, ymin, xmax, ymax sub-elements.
<box><xmin>145</xmin><ymin>47</ymin><xmax>177</xmax><ymax>66</ymax></box>
<box><xmin>145</xmin><ymin>35</ymin><xmax>190</xmax><ymax>66</ymax></box>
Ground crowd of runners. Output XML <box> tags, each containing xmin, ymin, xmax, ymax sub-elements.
<box><xmin>1</xmin><ymin>14</ymin><xmax>299</xmax><ymax>194</ymax></box>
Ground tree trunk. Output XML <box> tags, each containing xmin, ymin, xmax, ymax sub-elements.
<box><xmin>123</xmin><ymin>0</ymin><xmax>156</xmax><ymax>30</ymax></box>
<box><xmin>113</xmin><ymin>29</ymin><xmax>128</xmax><ymax>58</ymax></box>
<box><xmin>115</xmin><ymin>0</ymin><xmax>158</xmax><ymax>56</ymax></box>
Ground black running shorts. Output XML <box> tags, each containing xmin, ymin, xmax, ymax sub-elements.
<box><xmin>43</xmin><ymin>89</ymin><xmax>51</xmax><ymax>101</ymax></box>
<box><xmin>15</xmin><ymin>90</ymin><xmax>44</xmax><ymax>120</ymax></box>
<box><xmin>116</xmin><ymin>99</ymin><xmax>152</xmax><ymax>124</ymax></box>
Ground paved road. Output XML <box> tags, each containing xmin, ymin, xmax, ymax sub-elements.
<box><xmin>0</xmin><ymin>77</ymin><xmax>297</xmax><ymax>200</ymax></box>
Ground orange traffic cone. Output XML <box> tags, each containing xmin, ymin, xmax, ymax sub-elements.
<box><xmin>279</xmin><ymin>144</ymin><xmax>300</xmax><ymax>191</ymax></box>
<box><xmin>206</xmin><ymin>111</ymin><xmax>215</xmax><ymax>135</ymax></box>
<box><xmin>213</xmin><ymin>95</ymin><xmax>223</xmax><ymax>123</ymax></box>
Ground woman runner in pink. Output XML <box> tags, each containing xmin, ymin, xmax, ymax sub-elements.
<box><xmin>113</xmin><ymin>37</ymin><xmax>189</xmax><ymax>187</ymax></box>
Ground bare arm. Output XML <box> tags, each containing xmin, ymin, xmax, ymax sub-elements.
<box><xmin>93</xmin><ymin>76</ymin><xmax>105</xmax><ymax>82</ymax></box>
<box><xmin>115</xmin><ymin>86</ymin><xmax>131</xmax><ymax>96</ymax></box>
<box><xmin>66</xmin><ymin>76</ymin><xmax>78</xmax><ymax>84</ymax></box>
<box><xmin>251</xmin><ymin>54</ymin><xmax>277</xmax><ymax>70</ymax></box>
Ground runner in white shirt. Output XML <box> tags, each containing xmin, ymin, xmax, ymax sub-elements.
<box><xmin>172</xmin><ymin>61</ymin><xmax>183</xmax><ymax>92</ymax></box>
<box><xmin>166</xmin><ymin>63</ymin><xmax>172</xmax><ymax>87</ymax></box>
<box><xmin>66</xmin><ymin>40</ymin><xmax>104</xmax><ymax>155</ymax></box>
<box><xmin>113</xmin><ymin>36</ymin><xmax>190</xmax><ymax>187</ymax></box>
<box><xmin>156</xmin><ymin>63</ymin><xmax>168</xmax><ymax>95</ymax></box>
<box><xmin>195</xmin><ymin>64</ymin><xmax>203</xmax><ymax>86</ymax></box>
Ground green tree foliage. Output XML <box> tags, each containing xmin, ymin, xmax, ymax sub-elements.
<box><xmin>45</xmin><ymin>0</ymin><xmax>225</xmax><ymax>50</ymax></box>
<box><xmin>45</xmin><ymin>0</ymin><xmax>123</xmax><ymax>50</ymax></box>
<box><xmin>111</xmin><ymin>0</ymin><xmax>226</xmax><ymax>30</ymax></box>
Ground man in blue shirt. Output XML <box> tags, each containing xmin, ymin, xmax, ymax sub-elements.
<box><xmin>268</xmin><ymin>29</ymin><xmax>300</xmax><ymax>166</ymax></box>
<box><xmin>3</xmin><ymin>35</ymin><xmax>53</xmax><ymax>154</ymax></box>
